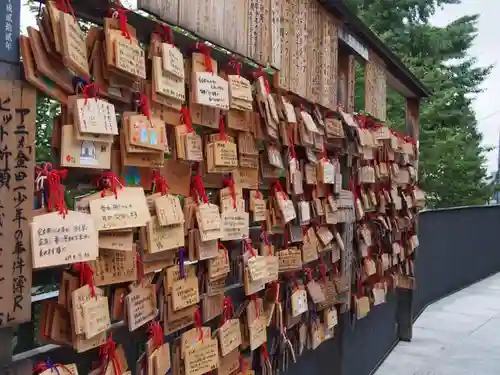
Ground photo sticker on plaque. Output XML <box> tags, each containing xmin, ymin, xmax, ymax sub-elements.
<box><xmin>129</xmin><ymin>115</ymin><xmax>166</xmax><ymax>151</ymax></box>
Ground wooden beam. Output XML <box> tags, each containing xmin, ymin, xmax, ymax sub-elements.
<box><xmin>405</xmin><ymin>97</ymin><xmax>420</xmax><ymax>141</ymax></box>
<box><xmin>364</xmin><ymin>50</ymin><xmax>387</xmax><ymax>121</ymax></box>
<box><xmin>338</xmin><ymin>49</ymin><xmax>356</xmax><ymax>112</ymax></box>
<box><xmin>0</xmin><ymin>0</ymin><xmax>22</xmax><ymax>367</ymax></box>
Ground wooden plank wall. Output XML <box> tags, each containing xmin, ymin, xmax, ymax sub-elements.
<box><xmin>306</xmin><ymin>0</ymin><xmax>319</xmax><ymax>102</ymax></box>
<box><xmin>279</xmin><ymin>0</ymin><xmax>338</xmax><ymax>109</ymax></box>
<box><xmin>247</xmin><ymin>0</ymin><xmax>258</xmax><ymax>61</ymax></box>
<box><xmin>347</xmin><ymin>55</ymin><xmax>356</xmax><ymax>113</ymax></box>
<box><xmin>278</xmin><ymin>0</ymin><xmax>292</xmax><ymax>91</ymax></box>
<box><xmin>223</xmin><ymin>0</ymin><xmax>238</xmax><ymax>53</ymax></box>
<box><xmin>288</xmin><ymin>0</ymin><xmax>299</xmax><ymax>93</ymax></box>
<box><xmin>364</xmin><ymin>50</ymin><xmax>387</xmax><ymax>120</ymax></box>
<box><xmin>337</xmin><ymin>51</ymin><xmax>350</xmax><ymax>111</ymax></box>
<box><xmin>318</xmin><ymin>9</ymin><xmax>329</xmax><ymax>108</ymax></box>
<box><xmin>138</xmin><ymin>0</ymin><xmax>343</xmax><ymax>110</ymax></box>
<box><xmin>270</xmin><ymin>0</ymin><xmax>281</xmax><ymax>70</ymax></box>
<box><xmin>319</xmin><ymin>12</ymin><xmax>338</xmax><ymax>110</ymax></box>
<box><xmin>235</xmin><ymin>0</ymin><xmax>249</xmax><ymax>57</ymax></box>
<box><xmin>177</xmin><ymin>0</ymin><xmax>225</xmax><ymax>47</ymax></box>
<box><xmin>261</xmin><ymin>0</ymin><xmax>271</xmax><ymax>65</ymax></box>
<box><xmin>295</xmin><ymin>0</ymin><xmax>308</xmax><ymax>99</ymax></box>
<box><xmin>137</xmin><ymin>0</ymin><xmax>179</xmax><ymax>25</ymax></box>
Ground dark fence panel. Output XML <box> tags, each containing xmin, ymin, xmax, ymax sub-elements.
<box><xmin>296</xmin><ymin>206</ymin><xmax>500</xmax><ymax>375</ymax></box>
<box><xmin>341</xmin><ymin>292</ymin><xmax>399</xmax><ymax>375</ymax></box>
<box><xmin>283</xmin><ymin>289</ymin><xmax>398</xmax><ymax>375</ymax></box>
<box><xmin>285</xmin><ymin>330</ymin><xmax>342</xmax><ymax>375</ymax></box>
<box><xmin>413</xmin><ymin>206</ymin><xmax>500</xmax><ymax>317</ymax></box>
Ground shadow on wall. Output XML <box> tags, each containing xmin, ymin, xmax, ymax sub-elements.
<box><xmin>413</xmin><ymin>205</ymin><xmax>500</xmax><ymax>317</ymax></box>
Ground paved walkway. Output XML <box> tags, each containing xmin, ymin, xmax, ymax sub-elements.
<box><xmin>376</xmin><ymin>273</ymin><xmax>500</xmax><ymax>375</ymax></box>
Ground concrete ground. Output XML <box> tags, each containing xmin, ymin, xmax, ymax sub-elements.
<box><xmin>376</xmin><ymin>272</ymin><xmax>500</xmax><ymax>375</ymax></box>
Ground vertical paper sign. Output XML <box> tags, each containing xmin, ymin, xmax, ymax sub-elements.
<box><xmin>0</xmin><ymin>1</ymin><xmax>20</xmax><ymax>63</ymax></box>
<box><xmin>0</xmin><ymin>81</ymin><xmax>35</xmax><ymax>327</ymax></box>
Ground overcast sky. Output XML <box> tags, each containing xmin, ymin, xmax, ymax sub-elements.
<box><xmin>431</xmin><ymin>0</ymin><xmax>499</xmax><ymax>174</ymax></box>
<box><xmin>20</xmin><ymin>0</ymin><xmax>498</xmax><ymax>172</ymax></box>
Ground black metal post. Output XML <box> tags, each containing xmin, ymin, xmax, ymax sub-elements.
<box><xmin>397</xmin><ymin>287</ymin><xmax>413</xmax><ymax>342</ymax></box>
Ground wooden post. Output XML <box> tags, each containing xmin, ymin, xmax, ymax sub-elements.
<box><xmin>337</xmin><ymin>49</ymin><xmax>356</xmax><ymax>112</ymax></box>
<box><xmin>406</xmin><ymin>97</ymin><xmax>420</xmax><ymax>174</ymax></box>
<box><xmin>396</xmin><ymin>97</ymin><xmax>421</xmax><ymax>343</ymax></box>
<box><xmin>364</xmin><ymin>50</ymin><xmax>387</xmax><ymax>121</ymax></box>
<box><xmin>405</xmin><ymin>98</ymin><xmax>420</xmax><ymax>140</ymax></box>
<box><xmin>346</xmin><ymin>55</ymin><xmax>356</xmax><ymax>113</ymax></box>
<box><xmin>0</xmin><ymin>0</ymin><xmax>24</xmax><ymax>369</ymax></box>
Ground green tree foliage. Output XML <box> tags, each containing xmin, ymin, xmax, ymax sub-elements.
<box><xmin>34</xmin><ymin>94</ymin><xmax>58</xmax><ymax>163</ymax></box>
<box><xmin>347</xmin><ymin>0</ymin><xmax>493</xmax><ymax>208</ymax></box>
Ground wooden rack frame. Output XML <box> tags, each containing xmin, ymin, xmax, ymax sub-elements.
<box><xmin>1</xmin><ymin>0</ymin><xmax>429</xmax><ymax>371</ymax></box>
